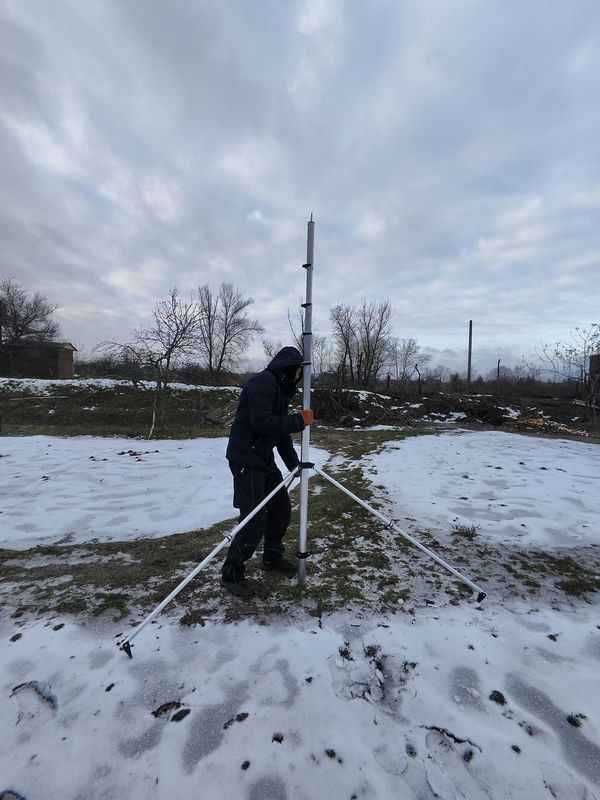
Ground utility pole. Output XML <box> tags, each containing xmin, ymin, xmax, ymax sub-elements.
<box><xmin>497</xmin><ymin>358</ymin><xmax>501</xmax><ymax>382</ymax></box>
<box><xmin>467</xmin><ymin>320</ymin><xmax>473</xmax><ymax>388</ymax></box>
<box><xmin>298</xmin><ymin>215</ymin><xmax>314</xmax><ymax>586</ymax></box>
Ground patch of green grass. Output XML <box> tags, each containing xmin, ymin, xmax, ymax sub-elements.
<box><xmin>556</xmin><ymin>575</ymin><xmax>600</xmax><ymax>597</ymax></box>
<box><xmin>0</xmin><ymin>384</ymin><xmax>237</xmax><ymax>439</ymax></box>
<box><xmin>4</xmin><ymin>418</ymin><xmax>600</xmax><ymax>623</ymax></box>
<box><xmin>312</xmin><ymin>425</ymin><xmax>421</xmax><ymax>460</ymax></box>
<box><xmin>523</xmin><ymin>551</ymin><xmax>600</xmax><ymax>597</ymax></box>
<box><xmin>54</xmin><ymin>597</ymin><xmax>88</xmax><ymax>615</ymax></box>
<box><xmin>92</xmin><ymin>592</ymin><xmax>130</xmax><ymax>620</ymax></box>
<box><xmin>0</xmin><ymin>433</ymin><xmax>418</xmax><ymax>622</ymax></box>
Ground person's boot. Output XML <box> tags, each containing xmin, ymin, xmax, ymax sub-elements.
<box><xmin>262</xmin><ymin>555</ymin><xmax>298</xmax><ymax>577</ymax></box>
<box><xmin>221</xmin><ymin>561</ymin><xmax>254</xmax><ymax>598</ymax></box>
<box><xmin>221</xmin><ymin>577</ymin><xmax>255</xmax><ymax>598</ymax></box>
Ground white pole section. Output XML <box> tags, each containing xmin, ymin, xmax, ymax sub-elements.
<box><xmin>118</xmin><ymin>468</ymin><xmax>300</xmax><ymax>656</ymax></box>
<box><xmin>298</xmin><ymin>215</ymin><xmax>315</xmax><ymax>585</ymax></box>
<box><xmin>315</xmin><ymin>466</ymin><xmax>486</xmax><ymax>602</ymax></box>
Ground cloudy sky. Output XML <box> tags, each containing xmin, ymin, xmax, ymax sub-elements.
<box><xmin>2</xmin><ymin>0</ymin><xmax>599</xmax><ymax>374</ymax></box>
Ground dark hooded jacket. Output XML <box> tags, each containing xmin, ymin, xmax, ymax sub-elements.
<box><xmin>226</xmin><ymin>347</ymin><xmax>305</xmax><ymax>471</ymax></box>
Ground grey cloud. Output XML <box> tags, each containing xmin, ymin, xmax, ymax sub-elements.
<box><xmin>1</xmin><ymin>0</ymin><xmax>599</xmax><ymax>373</ymax></box>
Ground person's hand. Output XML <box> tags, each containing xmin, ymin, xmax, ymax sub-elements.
<box><xmin>301</xmin><ymin>409</ymin><xmax>314</xmax><ymax>426</ymax></box>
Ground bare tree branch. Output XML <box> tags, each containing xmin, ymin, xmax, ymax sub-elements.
<box><xmin>538</xmin><ymin>325</ymin><xmax>600</xmax><ymax>381</ymax></box>
<box><xmin>330</xmin><ymin>304</ymin><xmax>357</xmax><ymax>385</ymax></box>
<box><xmin>197</xmin><ymin>283</ymin><xmax>263</xmax><ymax>377</ymax></box>
<box><xmin>262</xmin><ymin>338</ymin><xmax>284</xmax><ymax>360</ymax></box>
<box><xmin>104</xmin><ymin>288</ymin><xmax>203</xmax><ymax>437</ymax></box>
<box><xmin>312</xmin><ymin>334</ymin><xmax>333</xmax><ymax>377</ymax></box>
<box><xmin>0</xmin><ymin>279</ymin><xmax>60</xmax><ymax>344</ymax></box>
<box><xmin>287</xmin><ymin>307</ymin><xmax>304</xmax><ymax>353</ymax></box>
<box><xmin>387</xmin><ymin>338</ymin><xmax>431</xmax><ymax>383</ymax></box>
<box><xmin>330</xmin><ymin>301</ymin><xmax>393</xmax><ymax>387</ymax></box>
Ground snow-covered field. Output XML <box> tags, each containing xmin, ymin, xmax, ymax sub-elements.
<box><xmin>0</xmin><ymin>436</ymin><xmax>330</xmax><ymax>549</ymax></box>
<box><xmin>366</xmin><ymin>430</ymin><xmax>600</xmax><ymax>548</ymax></box>
<box><xmin>0</xmin><ymin>377</ymin><xmax>241</xmax><ymax>395</ymax></box>
<box><xmin>2</xmin><ymin>601</ymin><xmax>599</xmax><ymax>799</ymax></box>
<box><xmin>2</xmin><ymin>428</ymin><xmax>600</xmax><ymax>798</ymax></box>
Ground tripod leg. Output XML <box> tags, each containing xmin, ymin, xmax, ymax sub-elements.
<box><xmin>117</xmin><ymin>468</ymin><xmax>299</xmax><ymax>656</ymax></box>
<box><xmin>315</xmin><ymin>466</ymin><xmax>486</xmax><ymax>602</ymax></box>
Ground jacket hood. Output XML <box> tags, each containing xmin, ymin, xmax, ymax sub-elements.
<box><xmin>267</xmin><ymin>347</ymin><xmax>303</xmax><ymax>372</ymax></box>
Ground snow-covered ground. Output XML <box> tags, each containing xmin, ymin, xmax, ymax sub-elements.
<box><xmin>366</xmin><ymin>430</ymin><xmax>600</xmax><ymax>548</ymax></box>
<box><xmin>0</xmin><ymin>377</ymin><xmax>241</xmax><ymax>395</ymax></box>
<box><xmin>2</xmin><ymin>428</ymin><xmax>599</xmax><ymax>798</ymax></box>
<box><xmin>499</xmin><ymin>405</ymin><xmax>521</xmax><ymax>420</ymax></box>
<box><xmin>0</xmin><ymin>436</ymin><xmax>330</xmax><ymax>549</ymax></box>
<box><xmin>422</xmin><ymin>411</ymin><xmax>468</xmax><ymax>424</ymax></box>
<box><xmin>362</xmin><ymin>424</ymin><xmax>406</xmax><ymax>432</ymax></box>
<box><xmin>347</xmin><ymin>389</ymin><xmax>391</xmax><ymax>402</ymax></box>
<box><xmin>2</xmin><ymin>601</ymin><xmax>599</xmax><ymax>799</ymax></box>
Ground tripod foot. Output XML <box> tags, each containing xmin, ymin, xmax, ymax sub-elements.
<box><xmin>120</xmin><ymin>640</ymin><xmax>133</xmax><ymax>658</ymax></box>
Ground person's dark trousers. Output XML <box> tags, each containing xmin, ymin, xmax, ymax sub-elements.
<box><xmin>221</xmin><ymin>463</ymin><xmax>292</xmax><ymax>582</ymax></box>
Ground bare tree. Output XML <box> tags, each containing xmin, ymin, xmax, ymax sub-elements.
<box><xmin>330</xmin><ymin>300</ymin><xmax>393</xmax><ymax>387</ymax></box>
<box><xmin>263</xmin><ymin>305</ymin><xmax>332</xmax><ymax>377</ymax></box>
<box><xmin>0</xmin><ymin>279</ymin><xmax>59</xmax><ymax>344</ymax></box>
<box><xmin>514</xmin><ymin>359</ymin><xmax>541</xmax><ymax>381</ymax></box>
<box><xmin>330</xmin><ymin>304</ymin><xmax>357</xmax><ymax>385</ymax></box>
<box><xmin>425</xmin><ymin>364</ymin><xmax>450</xmax><ymax>382</ymax></box>
<box><xmin>105</xmin><ymin>288</ymin><xmax>203</xmax><ymax>438</ymax></box>
<box><xmin>537</xmin><ymin>324</ymin><xmax>600</xmax><ymax>425</ymax></box>
<box><xmin>196</xmin><ymin>285</ymin><xmax>218</xmax><ymax>377</ymax></box>
<box><xmin>387</xmin><ymin>337</ymin><xmax>431</xmax><ymax>383</ymax></box>
<box><xmin>264</xmin><ymin>330</ymin><xmax>331</xmax><ymax>378</ymax></box>
<box><xmin>217</xmin><ymin>283</ymin><xmax>263</xmax><ymax>374</ymax></box>
<box><xmin>285</xmin><ymin>306</ymin><xmax>304</xmax><ymax>353</ymax></box>
<box><xmin>355</xmin><ymin>300</ymin><xmax>392</xmax><ymax>386</ymax></box>
<box><xmin>538</xmin><ymin>325</ymin><xmax>600</xmax><ymax>381</ymax></box>
<box><xmin>262</xmin><ymin>338</ymin><xmax>284</xmax><ymax>360</ymax></box>
<box><xmin>312</xmin><ymin>334</ymin><xmax>334</xmax><ymax>377</ymax></box>
<box><xmin>197</xmin><ymin>283</ymin><xmax>263</xmax><ymax>378</ymax></box>
<box><xmin>388</xmin><ymin>337</ymin><xmax>415</xmax><ymax>383</ymax></box>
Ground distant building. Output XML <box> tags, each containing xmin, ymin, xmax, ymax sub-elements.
<box><xmin>0</xmin><ymin>340</ymin><xmax>77</xmax><ymax>379</ymax></box>
<box><xmin>591</xmin><ymin>353</ymin><xmax>600</xmax><ymax>380</ymax></box>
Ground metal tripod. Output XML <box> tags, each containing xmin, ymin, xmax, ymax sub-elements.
<box><xmin>118</xmin><ymin>216</ymin><xmax>485</xmax><ymax>658</ymax></box>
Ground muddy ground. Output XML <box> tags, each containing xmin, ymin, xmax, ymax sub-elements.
<box><xmin>2</xmin><ymin>420</ymin><xmax>599</xmax><ymax>633</ymax></box>
<box><xmin>0</xmin><ymin>379</ymin><xmax>597</xmax><ymax>439</ymax></box>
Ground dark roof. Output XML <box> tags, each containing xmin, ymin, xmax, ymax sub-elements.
<box><xmin>2</xmin><ymin>340</ymin><xmax>77</xmax><ymax>351</ymax></box>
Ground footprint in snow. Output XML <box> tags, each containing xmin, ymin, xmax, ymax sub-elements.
<box><xmin>374</xmin><ymin>746</ymin><xmax>407</xmax><ymax>776</ymax></box>
<box><xmin>449</xmin><ymin>666</ymin><xmax>485</xmax><ymax>711</ymax></box>
<box><xmin>423</xmin><ymin>729</ymin><xmax>498</xmax><ymax>799</ymax></box>
<box><xmin>10</xmin><ymin>681</ymin><xmax>57</xmax><ymax>728</ymax></box>
<box><xmin>151</xmin><ymin>701</ymin><xmax>190</xmax><ymax>722</ymax></box>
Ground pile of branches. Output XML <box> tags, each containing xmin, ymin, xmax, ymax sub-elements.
<box><xmin>312</xmin><ymin>388</ymin><xmax>362</xmax><ymax>426</ymax></box>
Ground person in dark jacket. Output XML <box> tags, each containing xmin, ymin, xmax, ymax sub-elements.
<box><xmin>222</xmin><ymin>346</ymin><xmax>314</xmax><ymax>596</ymax></box>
